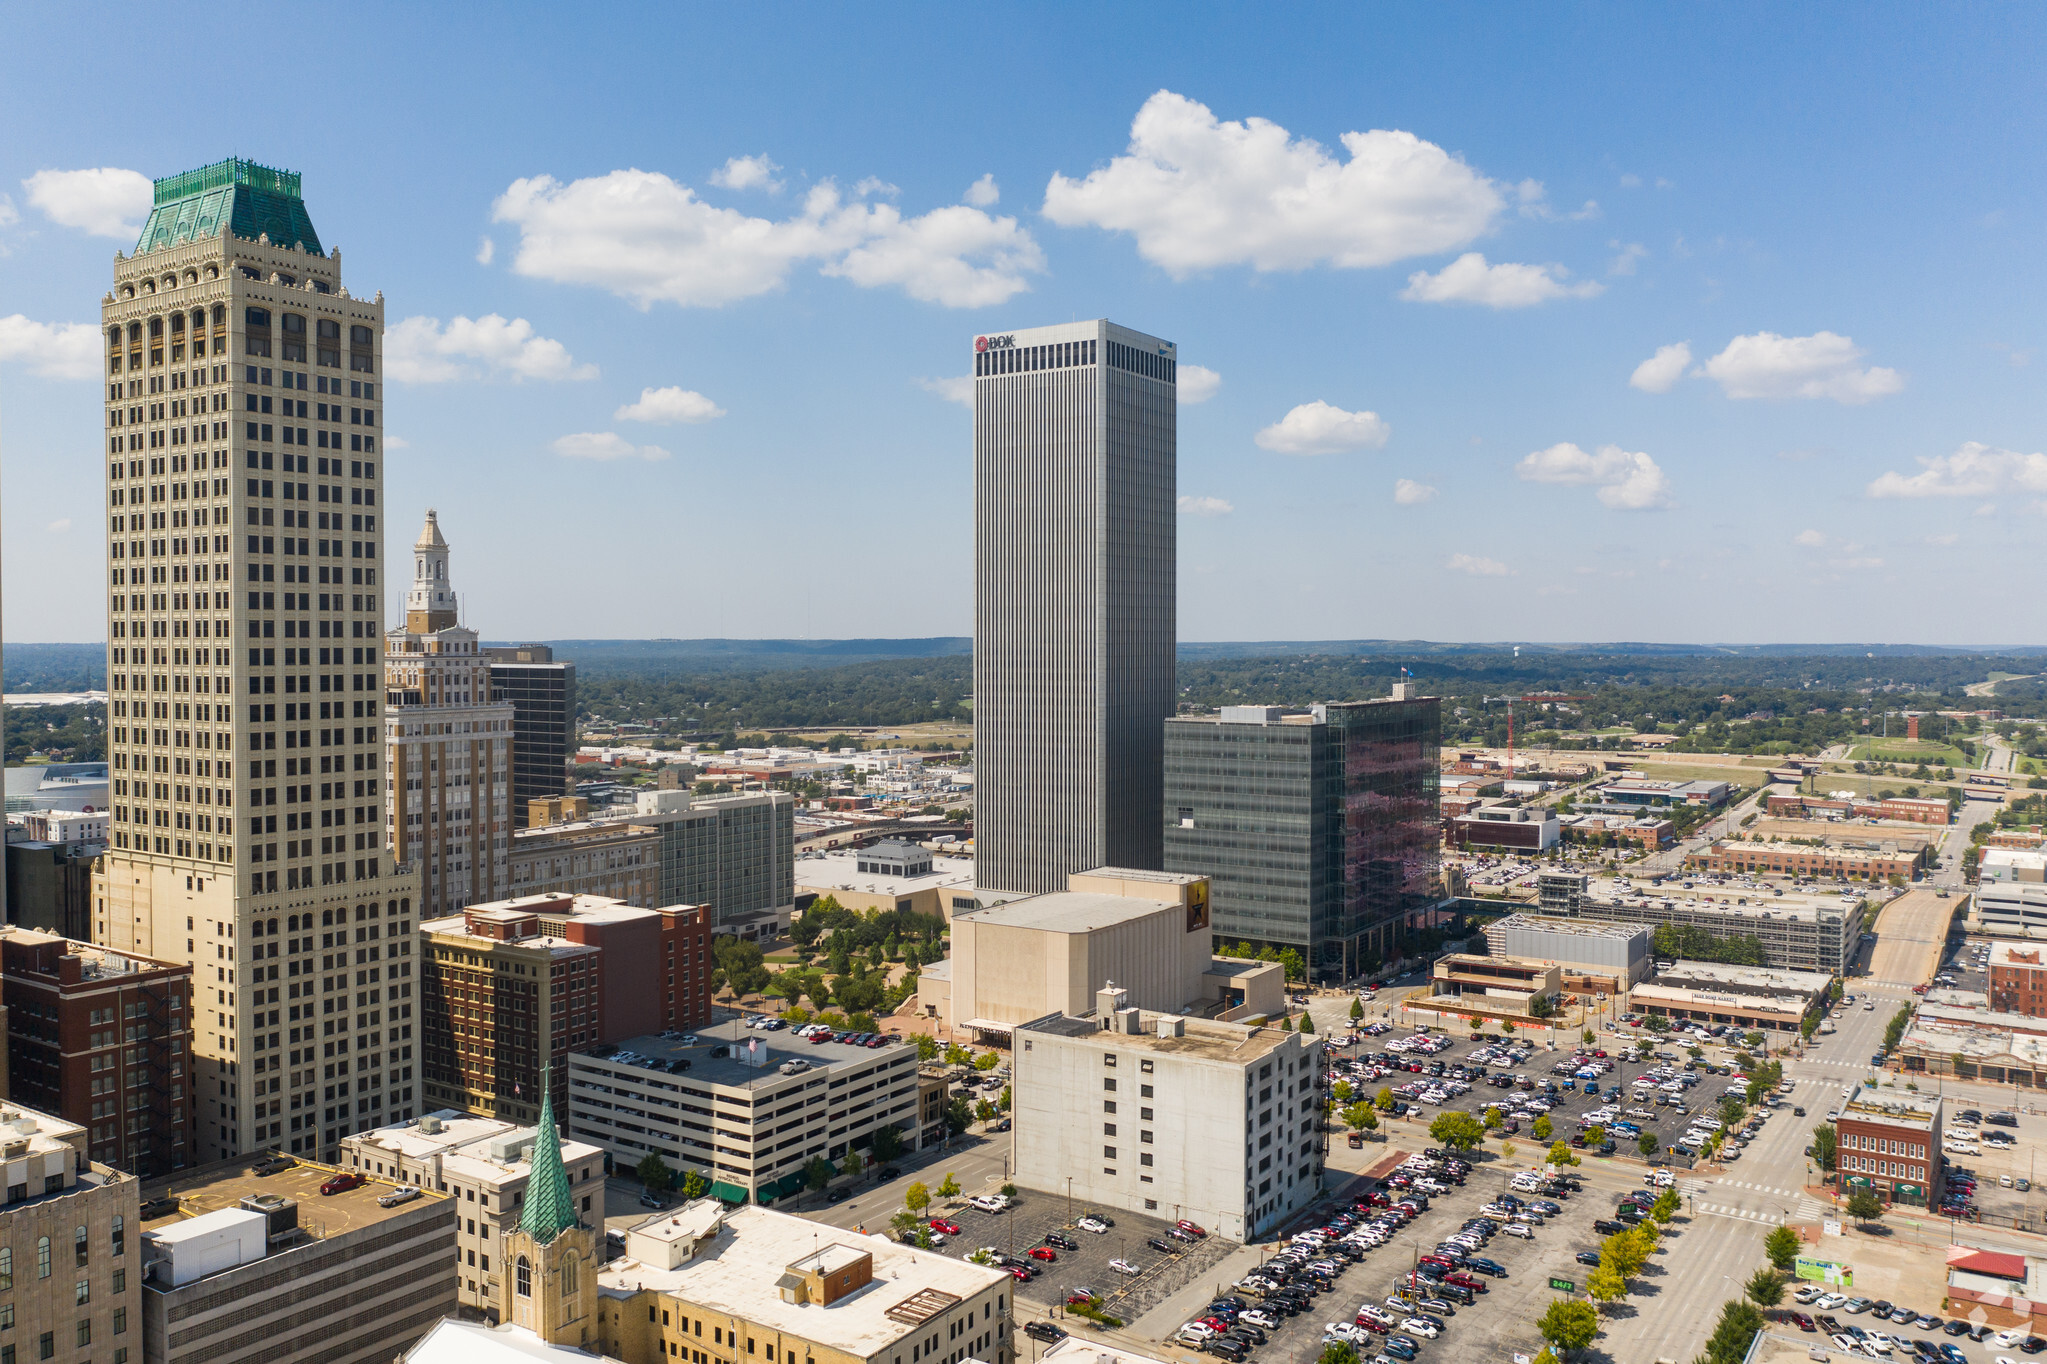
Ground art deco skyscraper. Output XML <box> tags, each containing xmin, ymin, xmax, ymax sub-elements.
<box><xmin>385</xmin><ymin>509</ymin><xmax>514</xmax><ymax>916</ymax></box>
<box><xmin>93</xmin><ymin>159</ymin><xmax>419</xmax><ymax>1166</ymax></box>
<box><xmin>972</xmin><ymin>321</ymin><xmax>1177</xmax><ymax>894</ymax></box>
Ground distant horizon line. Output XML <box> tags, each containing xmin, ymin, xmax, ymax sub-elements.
<box><xmin>6</xmin><ymin>637</ymin><xmax>2047</xmax><ymax>652</ymax></box>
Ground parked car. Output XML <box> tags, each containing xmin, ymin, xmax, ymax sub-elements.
<box><xmin>251</xmin><ymin>1155</ymin><xmax>296</xmax><ymax>1176</ymax></box>
<box><xmin>1023</xmin><ymin>1323</ymin><xmax>1066</xmax><ymax>1344</ymax></box>
<box><xmin>376</xmin><ymin>1185</ymin><xmax>423</xmax><ymax>1208</ymax></box>
<box><xmin>1027</xmin><ymin>1247</ymin><xmax>1056</xmax><ymax>1262</ymax></box>
<box><xmin>930</xmin><ymin>1218</ymin><xmax>962</xmax><ymax>1235</ymax></box>
<box><xmin>320</xmin><ymin>1172</ymin><xmax>365</xmax><ymax>1196</ymax></box>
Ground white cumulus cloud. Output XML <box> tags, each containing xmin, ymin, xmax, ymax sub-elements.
<box><xmin>709</xmin><ymin>155</ymin><xmax>783</xmax><ymax>193</ymax></box>
<box><xmin>614</xmin><ymin>386</ymin><xmax>725</xmax><ymax>424</ymax></box>
<box><xmin>385</xmin><ymin>314</ymin><xmax>596</xmax><ymax>383</ymax></box>
<box><xmin>1698</xmin><ymin>330</ymin><xmax>1902</xmax><ymax>403</ymax></box>
<box><xmin>23</xmin><ymin>167</ymin><xmax>152</xmax><ymax>238</ymax></box>
<box><xmin>47</xmin><ymin>518</ymin><xmax>70</xmax><ymax>533</ymax></box>
<box><xmin>492</xmin><ymin>170</ymin><xmax>1042</xmax><ymax>309</ymax></box>
<box><xmin>475</xmin><ymin>237</ymin><xmax>495</xmax><ymax>265</ymax></box>
<box><xmin>964</xmin><ymin>174</ymin><xmax>1000</xmax><ymax>207</ymax></box>
<box><xmin>1629</xmin><ymin>341</ymin><xmax>1692</xmax><ymax>393</ymax></box>
<box><xmin>1393</xmin><ymin>478</ymin><xmax>1439</xmax><ymax>505</ymax></box>
<box><xmin>1254</xmin><ymin>400</ymin><xmax>1390</xmax><ymax>455</ymax></box>
<box><xmin>0</xmin><ymin>315</ymin><xmax>103</xmax><ymax>379</ymax></box>
<box><xmin>1448</xmin><ymin>552</ymin><xmax>1509</xmax><ymax>576</ymax></box>
<box><xmin>552</xmin><ymin>432</ymin><xmax>670</xmax><ymax>462</ymax></box>
<box><xmin>1794</xmin><ymin>528</ymin><xmax>1827</xmax><ymax>547</ymax></box>
<box><xmin>1042</xmin><ymin>90</ymin><xmax>1504</xmax><ymax>276</ymax></box>
<box><xmin>915</xmin><ymin>376</ymin><xmax>974</xmax><ymax>408</ymax></box>
<box><xmin>1176</xmin><ymin>364</ymin><xmax>1222</xmax><ymax>404</ymax></box>
<box><xmin>1865</xmin><ymin>441</ymin><xmax>2047</xmax><ymax>499</ymax></box>
<box><xmin>1177</xmin><ymin>495</ymin><xmax>1233</xmax><ymax>517</ymax></box>
<box><xmin>1516</xmin><ymin>441</ymin><xmax>1673</xmax><ymax>510</ymax></box>
<box><xmin>1400</xmin><ymin>252</ymin><xmax>1602</xmax><ymax>308</ymax></box>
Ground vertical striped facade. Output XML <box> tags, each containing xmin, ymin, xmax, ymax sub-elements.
<box><xmin>972</xmin><ymin>320</ymin><xmax>1176</xmax><ymax>893</ymax></box>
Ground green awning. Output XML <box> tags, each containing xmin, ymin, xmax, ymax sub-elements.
<box><xmin>1846</xmin><ymin>1176</ymin><xmax>1872</xmax><ymax>1188</ymax></box>
<box><xmin>710</xmin><ymin>1180</ymin><xmax>752</xmax><ymax>1205</ymax></box>
<box><xmin>759</xmin><ymin>1173</ymin><xmax>806</xmax><ymax>1201</ymax></box>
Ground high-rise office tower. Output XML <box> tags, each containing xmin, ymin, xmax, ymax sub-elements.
<box><xmin>484</xmin><ymin>645</ymin><xmax>576</xmax><ymax>828</ymax></box>
<box><xmin>972</xmin><ymin>321</ymin><xmax>1176</xmax><ymax>894</ymax></box>
<box><xmin>385</xmin><ymin>510</ymin><xmax>514</xmax><ymax>916</ymax></box>
<box><xmin>1163</xmin><ymin>691</ymin><xmax>1442</xmax><ymax>980</ymax></box>
<box><xmin>92</xmin><ymin>159</ymin><xmax>418</xmax><ymax>1165</ymax></box>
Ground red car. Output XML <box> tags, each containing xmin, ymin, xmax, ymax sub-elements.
<box><xmin>929</xmin><ymin>1218</ymin><xmax>961</xmax><ymax>1235</ymax></box>
<box><xmin>1009</xmin><ymin>1266</ymin><xmax>1031</xmax><ymax>1281</ymax></box>
<box><xmin>319</xmin><ymin>1172</ymin><xmax>364</xmax><ymax>1196</ymax></box>
<box><xmin>1789</xmin><ymin>1313</ymin><xmax>1816</xmax><ymax>1333</ymax></box>
<box><xmin>1027</xmin><ymin>1246</ymin><xmax>1057</xmax><ymax>1262</ymax></box>
<box><xmin>1176</xmin><ymin>1219</ymin><xmax>1208</xmax><ymax>1238</ymax></box>
<box><xmin>1066</xmin><ymin>1292</ymin><xmax>1100</xmax><ymax>1307</ymax></box>
<box><xmin>1443</xmin><ymin>1271</ymin><xmax>1487</xmax><ymax>1293</ymax></box>
<box><xmin>1418</xmin><ymin>1255</ymin><xmax>1455</xmax><ymax>1271</ymax></box>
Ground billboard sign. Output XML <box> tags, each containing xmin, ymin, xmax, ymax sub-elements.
<box><xmin>1794</xmin><ymin>1257</ymin><xmax>1853</xmax><ymax>1287</ymax></box>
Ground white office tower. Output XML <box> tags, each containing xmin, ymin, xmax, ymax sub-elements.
<box><xmin>94</xmin><ymin>159</ymin><xmax>420</xmax><ymax>1166</ymax></box>
<box><xmin>972</xmin><ymin>321</ymin><xmax>1177</xmax><ymax>894</ymax></box>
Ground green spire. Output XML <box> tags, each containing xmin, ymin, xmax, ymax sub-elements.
<box><xmin>519</xmin><ymin>1073</ymin><xmax>579</xmax><ymax>1244</ymax></box>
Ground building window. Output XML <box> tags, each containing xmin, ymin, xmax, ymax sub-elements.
<box><xmin>1103</xmin><ymin>1054</ymin><xmax>1116</xmax><ymax>1068</ymax></box>
<box><xmin>1140</xmin><ymin>1060</ymin><xmax>1154</xmax><ymax>1073</ymax></box>
<box><xmin>0</xmin><ymin>1246</ymin><xmax>9</xmax><ymax>1289</ymax></box>
<box><xmin>111</xmin><ymin>1215</ymin><xmax>124</xmax><ymax>1257</ymax></box>
<box><xmin>34</xmin><ymin>1239</ymin><xmax>48</xmax><ymax>1279</ymax></box>
<box><xmin>1104</xmin><ymin>1146</ymin><xmax>1116</xmax><ymax>1159</ymax></box>
<box><xmin>562</xmin><ymin>1253</ymin><xmax>579</xmax><ymax>1297</ymax></box>
<box><xmin>515</xmin><ymin>1256</ymin><xmax>531</xmax><ymax>1296</ymax></box>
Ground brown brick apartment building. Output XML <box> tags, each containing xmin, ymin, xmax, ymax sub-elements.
<box><xmin>420</xmin><ymin>894</ymin><xmax>711</xmax><ymax>1127</ymax></box>
<box><xmin>1764</xmin><ymin>793</ymin><xmax>1953</xmax><ymax>826</ymax></box>
<box><xmin>1835</xmin><ymin>1084</ymin><xmax>1943</xmax><ymax>1209</ymax></box>
<box><xmin>1990</xmin><ymin>943</ymin><xmax>2047</xmax><ymax>1016</ymax></box>
<box><xmin>0</xmin><ymin>928</ymin><xmax>193</xmax><ymax>1177</ymax></box>
<box><xmin>1687</xmin><ymin>840</ymin><xmax>1921</xmax><ymax>880</ymax></box>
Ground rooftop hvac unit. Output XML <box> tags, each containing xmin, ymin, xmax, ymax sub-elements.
<box><xmin>1156</xmin><ymin>1015</ymin><xmax>1184</xmax><ymax>1039</ymax></box>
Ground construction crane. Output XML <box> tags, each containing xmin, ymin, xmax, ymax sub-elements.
<box><xmin>1480</xmin><ymin>694</ymin><xmax>1592</xmax><ymax>771</ymax></box>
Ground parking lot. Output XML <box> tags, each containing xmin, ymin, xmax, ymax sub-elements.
<box><xmin>936</xmin><ymin>1193</ymin><xmax>1240</xmax><ymax>1322</ymax></box>
<box><xmin>1326</xmin><ymin>1015</ymin><xmax>1785</xmax><ymax>1168</ymax></box>
<box><xmin>1168</xmin><ymin>1149</ymin><xmax>1688</xmax><ymax>1364</ymax></box>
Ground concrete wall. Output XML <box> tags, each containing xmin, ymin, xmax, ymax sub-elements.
<box><xmin>952</xmin><ymin>901</ymin><xmax>1216</xmax><ymax>1025</ymax></box>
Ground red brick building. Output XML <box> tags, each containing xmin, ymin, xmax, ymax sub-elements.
<box><xmin>419</xmin><ymin>894</ymin><xmax>712</xmax><ymax>1127</ymax></box>
<box><xmin>1835</xmin><ymin>1084</ymin><xmax>1943</xmax><ymax>1209</ymax></box>
<box><xmin>1688</xmin><ymin>840</ymin><xmax>1920</xmax><ymax>881</ymax></box>
<box><xmin>1990</xmin><ymin>943</ymin><xmax>2047</xmax><ymax>1017</ymax></box>
<box><xmin>1765</xmin><ymin>793</ymin><xmax>1953</xmax><ymax>825</ymax></box>
<box><xmin>0</xmin><ymin>927</ymin><xmax>193</xmax><ymax>1177</ymax></box>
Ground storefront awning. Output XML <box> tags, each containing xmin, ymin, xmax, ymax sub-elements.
<box><xmin>710</xmin><ymin>1180</ymin><xmax>751</xmax><ymax>1205</ymax></box>
<box><xmin>960</xmin><ymin>1018</ymin><xmax>1015</xmax><ymax>1034</ymax></box>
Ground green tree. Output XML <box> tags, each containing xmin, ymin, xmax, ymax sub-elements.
<box><xmin>1532</xmin><ymin>1114</ymin><xmax>1553</xmax><ymax>1142</ymax></box>
<box><xmin>1332</xmin><ymin>1080</ymin><xmax>1355</xmax><ymax>1106</ymax></box>
<box><xmin>840</xmin><ymin>1149</ymin><xmax>864</xmax><ymax>1179</ymax></box>
<box><xmin>1318</xmin><ymin>1345</ymin><xmax>1360</xmax><ymax>1364</ymax></box>
<box><xmin>636</xmin><ymin>1151</ymin><xmax>674</xmax><ymax>1193</ymax></box>
<box><xmin>1298</xmin><ymin>1010</ymin><xmax>1316</xmax><ymax>1035</ymax></box>
<box><xmin>1651</xmin><ymin>1188</ymin><xmax>1679</xmax><ymax>1223</ymax></box>
<box><xmin>804</xmin><ymin>1156</ymin><xmax>836</xmax><ymax>1191</ymax></box>
<box><xmin>1811</xmin><ymin>1123</ymin><xmax>1837</xmax><ymax>1172</ymax></box>
<box><xmin>937</xmin><ymin>1173</ymin><xmax>961</xmax><ymax>1199</ymax></box>
<box><xmin>1603</xmin><ymin>1229</ymin><xmax>1649</xmax><ymax>1278</ymax></box>
<box><xmin>1764</xmin><ymin>1224</ymin><xmax>1801</xmax><ymax>1271</ymax></box>
<box><xmin>904</xmin><ymin>1181</ymin><xmax>930</xmax><ymax>1215</ymax></box>
<box><xmin>1278</xmin><ymin>1015</ymin><xmax>1293</xmax><ymax>1032</ymax></box>
<box><xmin>680</xmin><ymin>1168</ymin><xmax>708</xmax><ymax>1201</ymax></box>
<box><xmin>1743</xmin><ymin>1268</ymin><xmax>1784</xmax><ymax>1310</ymax></box>
<box><xmin>871</xmin><ymin>1124</ymin><xmax>905</xmax><ymax>1164</ymax></box>
<box><xmin>974</xmin><ymin>1099</ymin><xmax>997</xmax><ymax>1125</ymax></box>
<box><xmin>973</xmin><ymin>1051</ymin><xmax>1000</xmax><ymax>1072</ymax></box>
<box><xmin>1587</xmin><ymin>1261</ymin><xmax>1628</xmax><ymax>1313</ymax></box>
<box><xmin>1536</xmin><ymin>1298</ymin><xmax>1600</xmax><ymax>1358</ymax></box>
<box><xmin>914</xmin><ymin>1033</ymin><xmax>941</xmax><ymax>1063</ymax></box>
<box><xmin>1377</xmin><ymin>1086</ymin><xmax>1397</xmax><ymax>1111</ymax></box>
<box><xmin>1638</xmin><ymin>1132</ymin><xmax>1659</xmax><ymax>1157</ymax></box>
<box><xmin>1482</xmin><ymin>1105</ymin><xmax>1504</xmax><ymax>1131</ymax></box>
<box><xmin>1702</xmin><ymin>1300</ymin><xmax>1765</xmax><ymax>1364</ymax></box>
<box><xmin>1429</xmin><ymin>1110</ymin><xmax>1486</xmax><ymax>1152</ymax></box>
<box><xmin>944</xmin><ymin>1096</ymin><xmax>972</xmax><ymax>1135</ymax></box>
<box><xmin>1279</xmin><ymin>948</ymin><xmax>1306</xmax><ymax>982</ymax></box>
<box><xmin>1583</xmin><ymin>1125</ymin><xmax>1605</xmax><ymax>1146</ymax></box>
<box><xmin>1846</xmin><ymin>1188</ymin><xmax>1885</xmax><ymax>1225</ymax></box>
<box><xmin>1547</xmin><ymin>1140</ymin><xmax>1579</xmax><ymax>1168</ymax></box>
<box><xmin>1350</xmin><ymin>998</ymin><xmax>1365</xmax><ymax>1022</ymax></box>
<box><xmin>1582</xmin><ymin>1028</ymin><xmax>1596</xmax><ymax>1045</ymax></box>
<box><xmin>890</xmin><ymin>1210</ymin><xmax>920</xmax><ymax>1240</ymax></box>
<box><xmin>943</xmin><ymin>1043</ymin><xmax>972</xmax><ymax>1067</ymax></box>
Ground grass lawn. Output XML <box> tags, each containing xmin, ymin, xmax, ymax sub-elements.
<box><xmin>1848</xmin><ymin>738</ymin><xmax>1970</xmax><ymax>767</ymax></box>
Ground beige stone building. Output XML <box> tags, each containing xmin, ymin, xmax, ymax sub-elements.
<box><xmin>340</xmin><ymin>1108</ymin><xmax>606</xmax><ymax>1317</ymax></box>
<box><xmin>510</xmin><ymin>818</ymin><xmax>661</xmax><ymax>905</ymax></box>
<box><xmin>90</xmin><ymin>158</ymin><xmax>421</xmax><ymax>1166</ymax></box>
<box><xmin>594</xmin><ymin>1202</ymin><xmax>1015</xmax><ymax>1364</ymax></box>
<box><xmin>0</xmin><ymin>1103</ymin><xmax>140</xmax><ymax>1364</ymax></box>
<box><xmin>385</xmin><ymin>509</ymin><xmax>514</xmax><ymax>917</ymax></box>
<box><xmin>917</xmin><ymin>868</ymin><xmax>1283</xmax><ymax>1042</ymax></box>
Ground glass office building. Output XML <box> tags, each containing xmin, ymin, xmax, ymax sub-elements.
<box><xmin>1164</xmin><ymin>694</ymin><xmax>1441</xmax><ymax>981</ymax></box>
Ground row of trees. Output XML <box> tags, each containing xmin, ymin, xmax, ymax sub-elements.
<box><xmin>1650</xmin><ymin>923</ymin><xmax>1768</xmax><ymax>967</ymax></box>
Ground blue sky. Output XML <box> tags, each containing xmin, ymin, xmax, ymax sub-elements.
<box><xmin>3</xmin><ymin>3</ymin><xmax>2045</xmax><ymax>645</ymax></box>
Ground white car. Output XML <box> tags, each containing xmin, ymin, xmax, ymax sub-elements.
<box><xmin>1076</xmin><ymin>1216</ymin><xmax>1109</xmax><ymax>1234</ymax></box>
<box><xmin>1815</xmin><ymin>1294</ymin><xmax>1847</xmax><ymax>1311</ymax></box>
<box><xmin>1178</xmin><ymin>1324</ymin><xmax>1219</xmax><ymax>1345</ymax></box>
<box><xmin>1997</xmin><ymin>1329</ymin><xmax>2029</xmax><ymax>1348</ymax></box>
<box><xmin>1503</xmin><ymin>1224</ymin><xmax>1535</xmax><ymax>1239</ymax></box>
<box><xmin>968</xmin><ymin>1195</ymin><xmax>1008</xmax><ymax>1213</ymax></box>
<box><xmin>1401</xmin><ymin>1319</ymin><xmax>1441</xmax><ymax>1340</ymax></box>
<box><xmin>1109</xmin><ymin>1258</ymin><xmax>1140</xmax><ymax>1276</ymax></box>
<box><xmin>1241</xmin><ymin>1310</ymin><xmax>1280</xmax><ymax>1331</ymax></box>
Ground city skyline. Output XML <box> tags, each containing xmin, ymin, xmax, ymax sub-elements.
<box><xmin>4</xmin><ymin>5</ymin><xmax>2047</xmax><ymax>648</ymax></box>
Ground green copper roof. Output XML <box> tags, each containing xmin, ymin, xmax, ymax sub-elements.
<box><xmin>135</xmin><ymin>159</ymin><xmax>322</xmax><ymax>257</ymax></box>
<box><xmin>519</xmin><ymin>1076</ymin><xmax>579</xmax><ymax>1244</ymax></box>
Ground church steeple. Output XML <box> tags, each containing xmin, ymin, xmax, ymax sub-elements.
<box><xmin>405</xmin><ymin>508</ymin><xmax>459</xmax><ymax>632</ymax></box>
<box><xmin>519</xmin><ymin>1074</ymin><xmax>579</xmax><ymax>1244</ymax></box>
